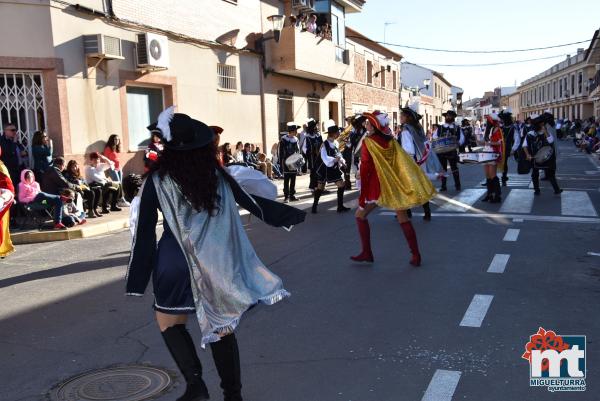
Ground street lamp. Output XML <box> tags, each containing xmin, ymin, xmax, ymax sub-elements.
<box><xmin>266</xmin><ymin>14</ymin><xmax>285</xmax><ymax>43</ymax></box>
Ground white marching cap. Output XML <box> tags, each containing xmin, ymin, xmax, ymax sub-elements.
<box><xmin>324</xmin><ymin>119</ymin><xmax>337</xmax><ymax>130</ymax></box>
<box><xmin>530</xmin><ymin>113</ymin><xmax>540</xmax><ymax>120</ymax></box>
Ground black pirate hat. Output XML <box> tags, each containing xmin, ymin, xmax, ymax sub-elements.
<box><xmin>147</xmin><ymin>107</ymin><xmax>214</xmax><ymax>151</ymax></box>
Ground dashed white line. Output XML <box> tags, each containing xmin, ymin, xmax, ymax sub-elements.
<box><xmin>460</xmin><ymin>294</ymin><xmax>494</xmax><ymax>328</ymax></box>
<box><xmin>587</xmin><ymin>252</ymin><xmax>600</xmax><ymax>257</ymax></box>
<box><xmin>421</xmin><ymin>369</ymin><xmax>462</xmax><ymax>401</ymax></box>
<box><xmin>503</xmin><ymin>229</ymin><xmax>520</xmax><ymax>242</ymax></box>
<box><xmin>512</xmin><ymin>218</ymin><xmax>524</xmax><ymax>223</ymax></box>
<box><xmin>487</xmin><ymin>254</ymin><xmax>510</xmax><ymax>273</ymax></box>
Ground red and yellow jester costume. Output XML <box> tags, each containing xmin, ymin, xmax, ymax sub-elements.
<box><xmin>352</xmin><ymin>111</ymin><xmax>436</xmax><ymax>266</ymax></box>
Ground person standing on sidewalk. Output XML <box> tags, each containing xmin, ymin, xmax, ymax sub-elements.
<box><xmin>351</xmin><ymin>111</ymin><xmax>436</xmax><ymax>267</ymax></box>
<box><xmin>278</xmin><ymin>122</ymin><xmax>301</xmax><ymax>203</ymax></box>
<box><xmin>127</xmin><ymin>107</ymin><xmax>301</xmax><ymax>401</ymax></box>
<box><xmin>103</xmin><ymin>135</ymin><xmax>130</xmax><ymax>207</ymax></box>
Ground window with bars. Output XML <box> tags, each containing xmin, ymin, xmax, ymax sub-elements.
<box><xmin>217</xmin><ymin>64</ymin><xmax>237</xmax><ymax>91</ymax></box>
<box><xmin>307</xmin><ymin>98</ymin><xmax>320</xmax><ymax>122</ymax></box>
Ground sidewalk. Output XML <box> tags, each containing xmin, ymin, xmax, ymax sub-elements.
<box><xmin>11</xmin><ymin>174</ymin><xmax>319</xmax><ymax>245</ymax></box>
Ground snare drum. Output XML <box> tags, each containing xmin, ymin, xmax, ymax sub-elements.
<box><xmin>534</xmin><ymin>145</ymin><xmax>554</xmax><ymax>164</ymax></box>
<box><xmin>285</xmin><ymin>153</ymin><xmax>305</xmax><ymax>171</ymax></box>
<box><xmin>459</xmin><ymin>152</ymin><xmax>500</xmax><ymax>164</ymax></box>
<box><xmin>432</xmin><ymin>136</ymin><xmax>458</xmax><ymax>154</ymax></box>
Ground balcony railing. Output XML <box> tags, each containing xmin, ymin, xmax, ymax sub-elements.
<box><xmin>589</xmin><ymin>70</ymin><xmax>600</xmax><ymax>94</ymax></box>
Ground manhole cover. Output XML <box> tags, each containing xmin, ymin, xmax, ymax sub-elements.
<box><xmin>48</xmin><ymin>365</ymin><xmax>173</xmax><ymax>401</ymax></box>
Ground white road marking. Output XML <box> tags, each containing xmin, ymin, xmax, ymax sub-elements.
<box><xmin>512</xmin><ymin>218</ymin><xmax>524</xmax><ymax>223</ymax></box>
<box><xmin>421</xmin><ymin>369</ymin><xmax>462</xmax><ymax>401</ymax></box>
<box><xmin>460</xmin><ymin>294</ymin><xmax>494</xmax><ymax>328</ymax></box>
<box><xmin>561</xmin><ymin>191</ymin><xmax>598</xmax><ymax>217</ymax></box>
<box><xmin>438</xmin><ymin>189</ymin><xmax>487</xmax><ymax>212</ymax></box>
<box><xmin>487</xmin><ymin>254</ymin><xmax>510</xmax><ymax>273</ymax></box>
<box><xmin>503</xmin><ymin>229</ymin><xmax>520</xmax><ymax>242</ymax></box>
<box><xmin>379</xmin><ymin>212</ymin><xmax>600</xmax><ymax>224</ymax></box>
<box><xmin>587</xmin><ymin>252</ymin><xmax>600</xmax><ymax>257</ymax></box>
<box><xmin>500</xmin><ymin>189</ymin><xmax>534</xmax><ymax>214</ymax></box>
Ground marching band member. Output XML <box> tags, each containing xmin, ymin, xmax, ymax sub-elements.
<box><xmin>498</xmin><ymin>109</ymin><xmax>518</xmax><ymax>186</ymax></box>
<box><xmin>351</xmin><ymin>111</ymin><xmax>435</xmax><ymax>266</ymax></box>
<box><xmin>522</xmin><ymin>114</ymin><xmax>562</xmax><ymax>195</ymax></box>
<box><xmin>302</xmin><ymin>118</ymin><xmax>322</xmax><ymax>191</ymax></box>
<box><xmin>399</xmin><ymin>104</ymin><xmax>444</xmax><ymax>221</ymax></box>
<box><xmin>434</xmin><ymin>110</ymin><xmax>464</xmax><ymax>191</ymax></box>
<box><xmin>311</xmin><ymin>120</ymin><xmax>350</xmax><ymax>214</ymax></box>
<box><xmin>278</xmin><ymin>122</ymin><xmax>301</xmax><ymax>203</ymax></box>
<box><xmin>127</xmin><ymin>108</ymin><xmax>305</xmax><ymax>401</ymax></box>
<box><xmin>481</xmin><ymin>113</ymin><xmax>505</xmax><ymax>203</ymax></box>
<box><xmin>461</xmin><ymin>118</ymin><xmax>474</xmax><ymax>153</ymax></box>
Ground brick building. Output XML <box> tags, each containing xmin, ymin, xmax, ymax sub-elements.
<box><xmin>344</xmin><ymin>27</ymin><xmax>402</xmax><ymax>128</ymax></box>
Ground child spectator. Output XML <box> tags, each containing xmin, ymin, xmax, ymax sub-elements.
<box><xmin>85</xmin><ymin>152</ymin><xmax>121</xmax><ymax>214</ymax></box>
<box><xmin>60</xmin><ymin>189</ymin><xmax>86</xmax><ymax>227</ymax></box>
<box><xmin>18</xmin><ymin>169</ymin><xmax>66</xmax><ymax>229</ymax></box>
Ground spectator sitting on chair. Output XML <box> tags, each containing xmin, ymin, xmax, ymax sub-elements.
<box><xmin>221</xmin><ymin>142</ymin><xmax>234</xmax><ymax>165</ymax></box>
<box><xmin>85</xmin><ymin>152</ymin><xmax>121</xmax><ymax>214</ymax></box>
<box><xmin>31</xmin><ymin>130</ymin><xmax>53</xmax><ymax>178</ymax></box>
<box><xmin>257</xmin><ymin>152</ymin><xmax>273</xmax><ymax>179</ymax></box>
<box><xmin>18</xmin><ymin>169</ymin><xmax>66</xmax><ymax>230</ymax></box>
<box><xmin>242</xmin><ymin>143</ymin><xmax>259</xmax><ymax>168</ymax></box>
<box><xmin>103</xmin><ymin>134</ymin><xmax>129</xmax><ymax>207</ymax></box>
<box><xmin>65</xmin><ymin>160</ymin><xmax>102</xmax><ymax>218</ymax></box>
<box><xmin>60</xmin><ymin>188</ymin><xmax>86</xmax><ymax>227</ymax></box>
<box><xmin>233</xmin><ymin>141</ymin><xmax>244</xmax><ymax>163</ymax></box>
<box><xmin>41</xmin><ymin>157</ymin><xmax>79</xmax><ymax>196</ymax></box>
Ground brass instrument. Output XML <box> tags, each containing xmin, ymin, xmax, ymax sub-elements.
<box><xmin>338</xmin><ymin>123</ymin><xmax>353</xmax><ymax>153</ymax></box>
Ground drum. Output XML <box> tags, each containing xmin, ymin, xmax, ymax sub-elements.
<box><xmin>459</xmin><ymin>152</ymin><xmax>500</xmax><ymax>164</ymax></box>
<box><xmin>432</xmin><ymin>136</ymin><xmax>458</xmax><ymax>154</ymax></box>
<box><xmin>534</xmin><ymin>146</ymin><xmax>554</xmax><ymax>164</ymax></box>
<box><xmin>285</xmin><ymin>153</ymin><xmax>305</xmax><ymax>171</ymax></box>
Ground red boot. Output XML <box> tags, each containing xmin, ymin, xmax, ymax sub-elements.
<box><xmin>400</xmin><ymin>221</ymin><xmax>421</xmax><ymax>267</ymax></box>
<box><xmin>351</xmin><ymin>217</ymin><xmax>374</xmax><ymax>263</ymax></box>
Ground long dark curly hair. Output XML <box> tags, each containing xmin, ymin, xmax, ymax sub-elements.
<box><xmin>149</xmin><ymin>142</ymin><xmax>220</xmax><ymax>214</ymax></box>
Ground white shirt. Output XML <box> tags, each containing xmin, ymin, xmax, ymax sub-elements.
<box><xmin>85</xmin><ymin>162</ymin><xmax>111</xmax><ymax>184</ymax></box>
<box><xmin>401</xmin><ymin>129</ymin><xmax>415</xmax><ymax>156</ymax></box>
<box><xmin>320</xmin><ymin>139</ymin><xmax>340</xmax><ymax>167</ymax></box>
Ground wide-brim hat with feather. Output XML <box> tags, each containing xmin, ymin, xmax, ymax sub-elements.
<box><xmin>147</xmin><ymin>106</ymin><xmax>214</xmax><ymax>151</ymax></box>
<box><xmin>442</xmin><ymin>110</ymin><xmax>457</xmax><ymax>118</ymax></box>
<box><xmin>401</xmin><ymin>101</ymin><xmax>422</xmax><ymax>121</ymax></box>
<box><xmin>363</xmin><ymin>110</ymin><xmax>392</xmax><ymax>135</ymax></box>
<box><xmin>306</xmin><ymin>118</ymin><xmax>318</xmax><ymax>130</ymax></box>
<box><xmin>485</xmin><ymin>113</ymin><xmax>501</xmax><ymax>126</ymax></box>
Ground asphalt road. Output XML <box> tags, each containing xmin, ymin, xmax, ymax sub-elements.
<box><xmin>1</xmin><ymin>141</ymin><xmax>599</xmax><ymax>401</ymax></box>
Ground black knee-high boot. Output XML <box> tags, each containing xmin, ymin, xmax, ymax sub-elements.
<box><xmin>162</xmin><ymin>325</ymin><xmax>209</xmax><ymax>401</ymax></box>
<box><xmin>491</xmin><ymin>177</ymin><xmax>502</xmax><ymax>203</ymax></box>
<box><xmin>481</xmin><ymin>179</ymin><xmax>492</xmax><ymax>202</ymax></box>
<box><xmin>337</xmin><ymin>187</ymin><xmax>350</xmax><ymax>213</ymax></box>
<box><xmin>423</xmin><ymin>202</ymin><xmax>431</xmax><ymax>221</ymax></box>
<box><xmin>311</xmin><ymin>188</ymin><xmax>322</xmax><ymax>214</ymax></box>
<box><xmin>210</xmin><ymin>333</ymin><xmax>242</xmax><ymax>401</ymax></box>
<box><xmin>453</xmin><ymin>171</ymin><xmax>461</xmax><ymax>191</ymax></box>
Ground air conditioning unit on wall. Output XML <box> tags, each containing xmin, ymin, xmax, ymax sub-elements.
<box><xmin>292</xmin><ymin>0</ymin><xmax>315</xmax><ymax>12</ymax></box>
<box><xmin>136</xmin><ymin>33</ymin><xmax>170</xmax><ymax>69</ymax></box>
<box><xmin>83</xmin><ymin>34</ymin><xmax>124</xmax><ymax>60</ymax></box>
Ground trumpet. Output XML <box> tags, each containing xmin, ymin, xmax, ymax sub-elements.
<box><xmin>338</xmin><ymin>123</ymin><xmax>353</xmax><ymax>153</ymax></box>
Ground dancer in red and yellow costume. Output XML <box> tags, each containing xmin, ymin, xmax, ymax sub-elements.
<box><xmin>0</xmin><ymin>148</ymin><xmax>15</xmax><ymax>257</ymax></box>
<box><xmin>351</xmin><ymin>111</ymin><xmax>436</xmax><ymax>266</ymax></box>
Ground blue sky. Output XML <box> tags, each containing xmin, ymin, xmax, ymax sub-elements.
<box><xmin>346</xmin><ymin>0</ymin><xmax>600</xmax><ymax>99</ymax></box>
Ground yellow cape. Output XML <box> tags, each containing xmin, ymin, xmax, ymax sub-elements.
<box><xmin>365</xmin><ymin>137</ymin><xmax>436</xmax><ymax>210</ymax></box>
